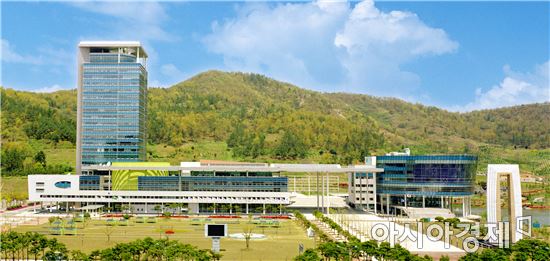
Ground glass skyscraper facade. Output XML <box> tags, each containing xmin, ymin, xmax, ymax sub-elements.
<box><xmin>377</xmin><ymin>155</ymin><xmax>477</xmax><ymax>196</ymax></box>
<box><xmin>376</xmin><ymin>155</ymin><xmax>477</xmax><ymax>208</ymax></box>
<box><xmin>77</xmin><ymin>42</ymin><xmax>148</xmax><ymax>173</ymax></box>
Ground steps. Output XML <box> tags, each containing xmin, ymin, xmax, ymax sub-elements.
<box><xmin>310</xmin><ymin>218</ymin><xmax>348</xmax><ymax>242</ymax></box>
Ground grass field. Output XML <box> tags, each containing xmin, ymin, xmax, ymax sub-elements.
<box><xmin>0</xmin><ymin>176</ymin><xmax>28</xmax><ymax>200</ymax></box>
<box><xmin>13</xmin><ymin>218</ymin><xmax>315</xmax><ymax>260</ymax></box>
<box><xmin>148</xmin><ymin>141</ymin><xmax>235</xmax><ymax>164</ymax></box>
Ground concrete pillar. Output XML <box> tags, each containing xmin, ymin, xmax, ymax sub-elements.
<box><xmin>386</xmin><ymin>194</ymin><xmax>390</xmax><ymax>215</ymax></box>
<box><xmin>366</xmin><ymin>175</ymin><xmax>370</xmax><ymax>212</ymax></box>
<box><xmin>230</xmin><ymin>204</ymin><xmax>233</xmax><ymax>214</ymax></box>
<box><xmin>326</xmin><ymin>173</ymin><xmax>330</xmax><ymax>214</ymax></box>
<box><xmin>359</xmin><ymin>173</ymin><xmax>363</xmax><ymax>209</ymax></box>
<box><xmin>404</xmin><ymin>196</ymin><xmax>407</xmax><ymax>208</ymax></box>
<box><xmin>321</xmin><ymin>176</ymin><xmax>325</xmax><ymax>213</ymax></box>
<box><xmin>246</xmin><ymin>203</ymin><xmax>249</xmax><ymax>214</ymax></box>
<box><xmin>262</xmin><ymin>203</ymin><xmax>266</xmax><ymax>214</ymax></box>
<box><xmin>145</xmin><ymin>202</ymin><xmax>148</xmax><ymax>214</ymax></box>
<box><xmin>462</xmin><ymin>196</ymin><xmax>471</xmax><ymax>217</ymax></box>
<box><xmin>337</xmin><ymin>176</ymin><xmax>339</xmax><ymax>194</ymax></box>
<box><xmin>188</xmin><ymin>203</ymin><xmax>199</xmax><ymax>214</ymax></box>
<box><xmin>441</xmin><ymin>196</ymin><xmax>444</xmax><ymax>208</ymax></box>
<box><xmin>316</xmin><ymin>173</ymin><xmax>320</xmax><ymax>211</ymax></box>
<box><xmin>373</xmin><ymin>173</ymin><xmax>377</xmax><ymax>215</ymax></box>
<box><xmin>308</xmin><ymin>176</ymin><xmax>311</xmax><ymax>195</ymax></box>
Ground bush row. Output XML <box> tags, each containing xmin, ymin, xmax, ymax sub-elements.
<box><xmin>293</xmin><ymin>211</ymin><xmax>333</xmax><ymax>242</ymax></box>
<box><xmin>313</xmin><ymin>210</ymin><xmax>359</xmax><ymax>242</ymax></box>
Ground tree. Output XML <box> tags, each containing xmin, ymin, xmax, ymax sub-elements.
<box><xmin>294</xmin><ymin>249</ymin><xmax>321</xmax><ymax>261</ymax></box>
<box><xmin>168</xmin><ymin>203</ymin><xmax>179</xmax><ymax>215</ymax></box>
<box><xmin>153</xmin><ymin>205</ymin><xmax>162</xmax><ymax>216</ymax></box>
<box><xmin>44</xmin><ymin>239</ymin><xmax>68</xmax><ymax>261</ymax></box>
<box><xmin>512</xmin><ymin>239</ymin><xmax>550</xmax><ymax>261</ymax></box>
<box><xmin>361</xmin><ymin>239</ymin><xmax>379</xmax><ymax>259</ymax></box>
<box><xmin>318</xmin><ymin>242</ymin><xmax>344</xmax><ymax>260</ymax></box>
<box><xmin>121</xmin><ymin>204</ymin><xmax>130</xmax><ymax>214</ymax></box>
<box><xmin>234</xmin><ymin>204</ymin><xmax>241</xmax><ymax>214</ymax></box>
<box><xmin>34</xmin><ymin>151</ymin><xmax>47</xmax><ymax>168</ymax></box>
<box><xmin>1</xmin><ymin>145</ymin><xmax>27</xmax><ymax>173</ymax></box>
<box><xmin>209</xmin><ymin>250</ymin><xmax>223</xmax><ymax>261</ymax></box>
<box><xmin>103</xmin><ymin>225</ymin><xmax>115</xmax><ymax>242</ymax></box>
<box><xmin>70</xmin><ymin>250</ymin><xmax>88</xmax><ymax>261</ymax></box>
<box><xmin>274</xmin><ymin>130</ymin><xmax>308</xmax><ymax>159</ymax></box>
<box><xmin>242</xmin><ymin>218</ymin><xmax>254</xmax><ymax>250</ymax></box>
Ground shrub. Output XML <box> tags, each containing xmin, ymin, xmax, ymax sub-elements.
<box><xmin>435</xmin><ymin>216</ymin><xmax>445</xmax><ymax>222</ymax></box>
<box><xmin>49</xmin><ymin>216</ymin><xmax>60</xmax><ymax>224</ymax></box>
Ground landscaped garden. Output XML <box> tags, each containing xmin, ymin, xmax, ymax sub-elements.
<box><xmin>10</xmin><ymin>216</ymin><xmax>315</xmax><ymax>260</ymax></box>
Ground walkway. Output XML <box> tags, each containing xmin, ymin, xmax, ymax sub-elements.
<box><xmin>327</xmin><ymin>213</ymin><xmax>465</xmax><ymax>254</ymax></box>
<box><xmin>304</xmin><ymin>213</ymin><xmax>347</xmax><ymax>242</ymax></box>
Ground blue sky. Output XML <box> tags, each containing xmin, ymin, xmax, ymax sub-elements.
<box><xmin>1</xmin><ymin>1</ymin><xmax>549</xmax><ymax>111</ymax></box>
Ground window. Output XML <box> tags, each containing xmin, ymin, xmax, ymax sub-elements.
<box><xmin>54</xmin><ymin>181</ymin><xmax>71</xmax><ymax>189</ymax></box>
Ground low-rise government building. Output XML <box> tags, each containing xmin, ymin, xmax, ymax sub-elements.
<box><xmin>29</xmin><ymin>161</ymin><xmax>382</xmax><ymax>214</ymax></box>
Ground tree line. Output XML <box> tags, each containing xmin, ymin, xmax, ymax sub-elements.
<box><xmin>1</xmin><ymin>145</ymin><xmax>72</xmax><ymax>176</ymax></box>
<box><xmin>2</xmin><ymin>72</ymin><xmax>549</xmax><ymax>169</ymax></box>
<box><xmin>294</xmin><ymin>238</ymin><xmax>550</xmax><ymax>261</ymax></box>
<box><xmin>294</xmin><ymin>211</ymin><xmax>550</xmax><ymax>261</ymax></box>
<box><xmin>0</xmin><ymin>231</ymin><xmax>221</xmax><ymax>261</ymax></box>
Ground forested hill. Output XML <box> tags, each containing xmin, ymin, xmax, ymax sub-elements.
<box><xmin>2</xmin><ymin>70</ymin><xmax>549</xmax><ymax>164</ymax></box>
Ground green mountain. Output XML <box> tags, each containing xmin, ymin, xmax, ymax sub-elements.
<box><xmin>2</xmin><ymin>70</ymin><xmax>549</xmax><ymax>175</ymax></box>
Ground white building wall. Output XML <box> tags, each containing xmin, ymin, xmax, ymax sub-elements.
<box><xmin>28</xmin><ymin>175</ymin><xmax>290</xmax><ymax>205</ymax></box>
<box><xmin>348</xmin><ymin>172</ymin><xmax>377</xmax><ymax>211</ymax></box>
<box><xmin>487</xmin><ymin>164</ymin><xmax>523</xmax><ymax>243</ymax></box>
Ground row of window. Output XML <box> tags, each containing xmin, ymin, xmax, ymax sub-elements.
<box><xmin>82</xmin><ymin>138</ymin><xmax>144</xmax><ymax>142</ymax></box>
<box><xmin>82</xmin><ymin>89</ymin><xmax>146</xmax><ymax>93</ymax></box>
<box><xmin>83</xmin><ymin>119</ymin><xmax>140</xmax><ymax>122</ymax></box>
<box><xmin>39</xmin><ymin>194</ymin><xmax>287</xmax><ymax>202</ymax></box>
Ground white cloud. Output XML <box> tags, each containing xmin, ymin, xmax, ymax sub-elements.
<box><xmin>456</xmin><ymin>61</ymin><xmax>549</xmax><ymax>112</ymax></box>
<box><xmin>1</xmin><ymin>39</ymin><xmax>43</xmax><ymax>64</ymax></box>
<box><xmin>334</xmin><ymin>1</ymin><xmax>458</xmax><ymax>95</ymax></box>
<box><xmin>71</xmin><ymin>2</ymin><xmax>175</xmax><ymax>43</ymax></box>
<box><xmin>31</xmin><ymin>84</ymin><xmax>67</xmax><ymax>93</ymax></box>
<box><xmin>202</xmin><ymin>0</ymin><xmax>457</xmax><ymax>97</ymax></box>
<box><xmin>70</xmin><ymin>2</ymin><xmax>178</xmax><ymax>90</ymax></box>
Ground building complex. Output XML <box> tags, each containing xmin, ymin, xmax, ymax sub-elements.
<box><xmin>348</xmin><ymin>149</ymin><xmax>477</xmax><ymax>217</ymax></box>
<box><xmin>28</xmin><ymin>41</ymin><xmax>477</xmax><ymax>217</ymax></box>
<box><xmin>29</xmin><ymin>161</ymin><xmax>382</xmax><ymax>214</ymax></box>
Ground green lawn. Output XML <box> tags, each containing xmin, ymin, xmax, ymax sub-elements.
<box><xmin>1</xmin><ymin>176</ymin><xmax>28</xmax><ymax>200</ymax></box>
<box><xmin>13</xmin><ymin>218</ymin><xmax>315</xmax><ymax>260</ymax></box>
<box><xmin>27</xmin><ymin>139</ymin><xmax>76</xmax><ymax>166</ymax></box>
<box><xmin>148</xmin><ymin>141</ymin><xmax>235</xmax><ymax>164</ymax></box>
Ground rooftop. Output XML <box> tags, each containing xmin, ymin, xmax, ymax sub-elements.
<box><xmin>78</xmin><ymin>41</ymin><xmax>147</xmax><ymax>57</ymax></box>
<box><xmin>82</xmin><ymin>162</ymin><xmax>383</xmax><ymax>173</ymax></box>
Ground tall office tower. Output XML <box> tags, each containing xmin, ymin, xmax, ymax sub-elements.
<box><xmin>76</xmin><ymin>41</ymin><xmax>148</xmax><ymax>174</ymax></box>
